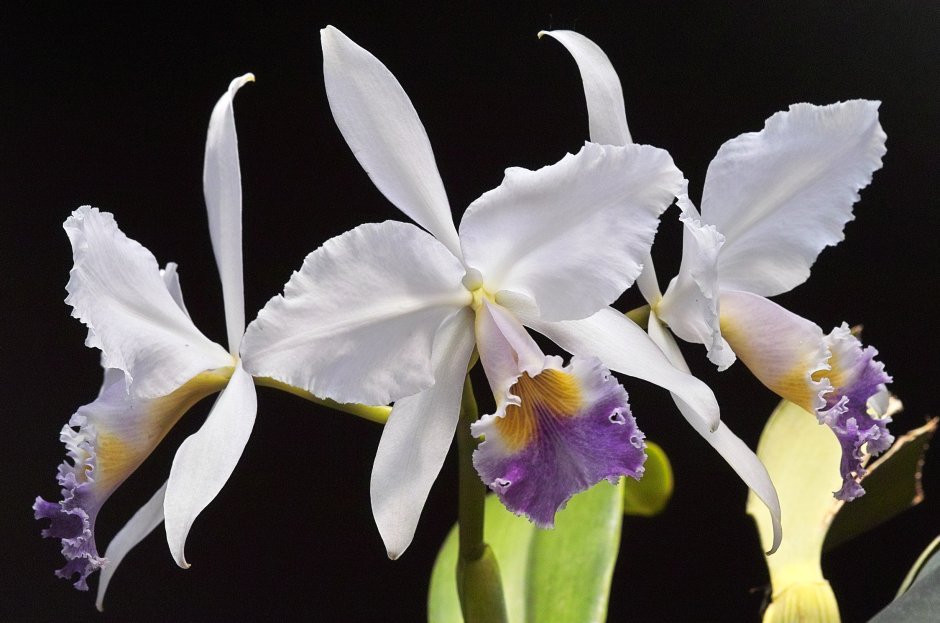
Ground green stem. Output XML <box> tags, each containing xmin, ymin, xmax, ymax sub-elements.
<box><xmin>253</xmin><ymin>376</ymin><xmax>391</xmax><ymax>424</ymax></box>
<box><xmin>457</xmin><ymin>375</ymin><xmax>485</xmax><ymax>561</ymax></box>
<box><xmin>456</xmin><ymin>375</ymin><xmax>508</xmax><ymax>623</ymax></box>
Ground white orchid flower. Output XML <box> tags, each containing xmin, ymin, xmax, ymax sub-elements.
<box><xmin>542</xmin><ymin>29</ymin><xmax>784</xmax><ymax>552</ymax></box>
<box><xmin>242</xmin><ymin>26</ymin><xmax>720</xmax><ymax>558</ymax></box>
<box><xmin>545</xmin><ymin>30</ymin><xmax>891</xmax><ymax>515</ymax></box>
<box><xmin>35</xmin><ymin>75</ymin><xmax>259</xmax><ymax>608</ymax></box>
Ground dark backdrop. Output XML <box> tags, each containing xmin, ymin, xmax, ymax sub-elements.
<box><xmin>4</xmin><ymin>2</ymin><xmax>938</xmax><ymax>621</ymax></box>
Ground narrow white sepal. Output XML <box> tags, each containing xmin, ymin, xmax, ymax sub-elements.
<box><xmin>525</xmin><ymin>306</ymin><xmax>720</xmax><ymax>432</ymax></box>
<box><xmin>320</xmin><ymin>26</ymin><xmax>461</xmax><ymax>257</ymax></box>
<box><xmin>96</xmin><ymin>481</ymin><xmax>168</xmax><ymax>611</ymax></box>
<box><xmin>204</xmin><ymin>73</ymin><xmax>254</xmax><ymax>352</ymax></box>
<box><xmin>539</xmin><ymin>30</ymin><xmax>632</xmax><ymax>146</ymax></box>
<box><xmin>370</xmin><ymin>308</ymin><xmax>476</xmax><ymax>559</ymax></box>
<box><xmin>648</xmin><ymin>312</ymin><xmax>782</xmax><ymax>553</ymax></box>
<box><xmin>164</xmin><ymin>363</ymin><xmax>257</xmax><ymax>568</ymax></box>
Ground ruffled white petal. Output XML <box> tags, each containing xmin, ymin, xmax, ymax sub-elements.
<box><xmin>702</xmin><ymin>100</ymin><xmax>886</xmax><ymax>296</ymax></box>
<box><xmin>204</xmin><ymin>73</ymin><xmax>253</xmax><ymax>352</ymax></box>
<box><xmin>164</xmin><ymin>363</ymin><xmax>257</xmax><ymax>568</ymax></box>
<box><xmin>719</xmin><ymin>290</ymin><xmax>831</xmax><ymax>414</ymax></box>
<box><xmin>95</xmin><ymin>481</ymin><xmax>167</xmax><ymax>611</ymax></box>
<box><xmin>648</xmin><ymin>312</ymin><xmax>782</xmax><ymax>553</ymax></box>
<box><xmin>525</xmin><ymin>306</ymin><xmax>720</xmax><ymax>432</ymax></box>
<box><xmin>460</xmin><ymin>142</ymin><xmax>682</xmax><ymax>322</ymax></box>
<box><xmin>474</xmin><ymin>299</ymin><xmax>548</xmax><ymax>416</ymax></box>
<box><xmin>321</xmin><ymin>26</ymin><xmax>460</xmax><ymax>257</ymax></box>
<box><xmin>64</xmin><ymin>207</ymin><xmax>233</xmax><ymax>399</ymax></box>
<box><xmin>370</xmin><ymin>308</ymin><xmax>475</xmax><ymax>558</ymax></box>
<box><xmin>658</xmin><ymin>202</ymin><xmax>735</xmax><ymax>369</ymax></box>
<box><xmin>538</xmin><ymin>30</ymin><xmax>632</xmax><ymax>146</ymax></box>
<box><xmin>241</xmin><ymin>221</ymin><xmax>470</xmax><ymax>405</ymax></box>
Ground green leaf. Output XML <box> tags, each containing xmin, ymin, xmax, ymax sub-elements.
<box><xmin>526</xmin><ymin>478</ymin><xmax>624</xmax><ymax>623</ymax></box>
<box><xmin>623</xmin><ymin>441</ymin><xmax>673</xmax><ymax>516</ymax></box>
<box><xmin>428</xmin><ymin>480</ymin><xmax>624</xmax><ymax>623</ymax></box>
<box><xmin>870</xmin><ymin>535</ymin><xmax>940</xmax><ymax>622</ymax></box>
<box><xmin>824</xmin><ymin>417</ymin><xmax>938</xmax><ymax>551</ymax></box>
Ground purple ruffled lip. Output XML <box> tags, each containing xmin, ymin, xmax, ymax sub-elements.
<box><xmin>818</xmin><ymin>337</ymin><xmax>894</xmax><ymax>502</ymax></box>
<box><xmin>34</xmin><ymin>420</ymin><xmax>106</xmax><ymax>591</ymax></box>
<box><xmin>473</xmin><ymin>357</ymin><xmax>647</xmax><ymax>527</ymax></box>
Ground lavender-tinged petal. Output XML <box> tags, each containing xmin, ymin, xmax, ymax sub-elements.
<box><xmin>473</xmin><ymin>356</ymin><xmax>646</xmax><ymax>527</ymax></box>
<box><xmin>818</xmin><ymin>324</ymin><xmax>893</xmax><ymax>501</ymax></box>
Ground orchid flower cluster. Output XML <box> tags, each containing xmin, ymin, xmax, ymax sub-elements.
<box><xmin>36</xmin><ymin>26</ymin><xmax>892</xmax><ymax>614</ymax></box>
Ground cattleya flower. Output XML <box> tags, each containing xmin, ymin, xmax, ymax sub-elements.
<box><xmin>542</xmin><ymin>29</ymin><xmax>784</xmax><ymax>548</ymax></box>
<box><xmin>242</xmin><ymin>26</ymin><xmax>722</xmax><ymax>557</ymax></box>
<box><xmin>545</xmin><ymin>30</ymin><xmax>892</xmax><ymax>505</ymax></box>
<box><xmin>35</xmin><ymin>75</ymin><xmax>258</xmax><ymax>607</ymax></box>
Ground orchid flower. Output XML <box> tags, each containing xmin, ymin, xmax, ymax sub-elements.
<box><xmin>542</xmin><ymin>30</ymin><xmax>786</xmax><ymax>550</ymax></box>
<box><xmin>34</xmin><ymin>75</ymin><xmax>259</xmax><ymax>608</ymax></box>
<box><xmin>242</xmin><ymin>26</ymin><xmax>721</xmax><ymax>558</ymax></box>
<box><xmin>545</xmin><ymin>30</ymin><xmax>892</xmax><ymax>508</ymax></box>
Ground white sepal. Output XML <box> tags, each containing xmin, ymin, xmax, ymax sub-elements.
<box><xmin>204</xmin><ymin>73</ymin><xmax>254</xmax><ymax>352</ymax></box>
<box><xmin>321</xmin><ymin>26</ymin><xmax>461</xmax><ymax>257</ymax></box>
<box><xmin>648</xmin><ymin>312</ymin><xmax>782</xmax><ymax>553</ymax></box>
<box><xmin>525</xmin><ymin>306</ymin><xmax>720</xmax><ymax>432</ymax></box>
<box><xmin>370</xmin><ymin>308</ymin><xmax>476</xmax><ymax>559</ymax></box>
<box><xmin>164</xmin><ymin>363</ymin><xmax>257</xmax><ymax>568</ymax></box>
<box><xmin>539</xmin><ymin>30</ymin><xmax>632</xmax><ymax>146</ymax></box>
<box><xmin>96</xmin><ymin>481</ymin><xmax>168</xmax><ymax>611</ymax></box>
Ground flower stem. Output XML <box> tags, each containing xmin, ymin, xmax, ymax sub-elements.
<box><xmin>456</xmin><ymin>375</ymin><xmax>508</xmax><ymax>623</ymax></box>
<box><xmin>252</xmin><ymin>376</ymin><xmax>391</xmax><ymax>424</ymax></box>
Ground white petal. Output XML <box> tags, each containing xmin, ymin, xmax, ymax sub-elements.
<box><xmin>242</xmin><ymin>221</ymin><xmax>470</xmax><ymax>405</ymax></box>
<box><xmin>204</xmin><ymin>74</ymin><xmax>253</xmax><ymax>351</ymax></box>
<box><xmin>525</xmin><ymin>306</ymin><xmax>720</xmax><ymax>432</ymax></box>
<box><xmin>702</xmin><ymin>101</ymin><xmax>886</xmax><ymax>296</ymax></box>
<box><xmin>474</xmin><ymin>299</ymin><xmax>547</xmax><ymax>413</ymax></box>
<box><xmin>719</xmin><ymin>290</ymin><xmax>830</xmax><ymax>415</ymax></box>
<box><xmin>658</xmin><ymin>202</ymin><xmax>735</xmax><ymax>369</ymax></box>
<box><xmin>164</xmin><ymin>363</ymin><xmax>257</xmax><ymax>568</ymax></box>
<box><xmin>539</xmin><ymin>30</ymin><xmax>632</xmax><ymax>146</ymax></box>
<box><xmin>320</xmin><ymin>26</ymin><xmax>460</xmax><ymax>257</ymax></box>
<box><xmin>64</xmin><ymin>207</ymin><xmax>233</xmax><ymax>399</ymax></box>
<box><xmin>159</xmin><ymin>263</ymin><xmax>191</xmax><ymax>319</ymax></box>
<box><xmin>370</xmin><ymin>308</ymin><xmax>476</xmax><ymax>558</ymax></box>
<box><xmin>460</xmin><ymin>142</ymin><xmax>682</xmax><ymax>322</ymax></box>
<box><xmin>96</xmin><ymin>481</ymin><xmax>167</xmax><ymax>611</ymax></box>
<box><xmin>648</xmin><ymin>313</ymin><xmax>782</xmax><ymax>553</ymax></box>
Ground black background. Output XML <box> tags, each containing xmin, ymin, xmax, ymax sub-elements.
<box><xmin>4</xmin><ymin>2</ymin><xmax>938</xmax><ymax>621</ymax></box>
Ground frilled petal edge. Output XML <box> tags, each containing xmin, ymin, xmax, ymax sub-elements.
<box><xmin>460</xmin><ymin>142</ymin><xmax>682</xmax><ymax>322</ymax></box>
<box><xmin>64</xmin><ymin>207</ymin><xmax>232</xmax><ymax>399</ymax></box>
